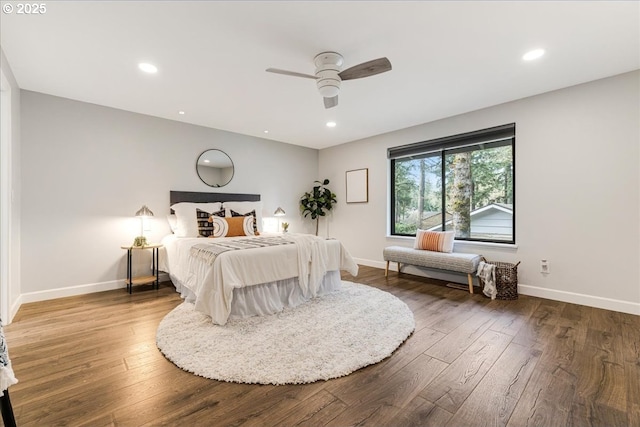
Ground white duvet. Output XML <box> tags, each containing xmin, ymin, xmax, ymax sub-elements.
<box><xmin>159</xmin><ymin>233</ymin><xmax>358</xmax><ymax>324</ymax></box>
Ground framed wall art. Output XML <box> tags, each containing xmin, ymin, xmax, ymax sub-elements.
<box><xmin>346</xmin><ymin>168</ymin><xmax>368</xmax><ymax>203</ymax></box>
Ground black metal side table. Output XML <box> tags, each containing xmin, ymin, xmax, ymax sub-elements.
<box><xmin>121</xmin><ymin>244</ymin><xmax>162</xmax><ymax>293</ymax></box>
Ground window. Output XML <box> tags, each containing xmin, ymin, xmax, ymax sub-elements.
<box><xmin>389</xmin><ymin>124</ymin><xmax>515</xmax><ymax>244</ymax></box>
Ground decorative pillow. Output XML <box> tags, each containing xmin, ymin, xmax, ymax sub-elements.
<box><xmin>166</xmin><ymin>214</ymin><xmax>178</xmax><ymax>233</ymax></box>
<box><xmin>227</xmin><ymin>216</ymin><xmax>255</xmax><ymax>237</ymax></box>
<box><xmin>196</xmin><ymin>208</ymin><xmax>225</xmax><ymax>237</ymax></box>
<box><xmin>414</xmin><ymin>230</ymin><xmax>455</xmax><ymax>253</ymax></box>
<box><xmin>208</xmin><ymin>216</ymin><xmax>257</xmax><ymax>238</ymax></box>
<box><xmin>223</xmin><ymin>201</ymin><xmax>263</xmax><ymax>232</ymax></box>
<box><xmin>209</xmin><ymin>216</ymin><xmax>227</xmax><ymax>238</ymax></box>
<box><xmin>171</xmin><ymin>202</ymin><xmax>222</xmax><ymax>237</ymax></box>
<box><xmin>230</xmin><ymin>209</ymin><xmax>260</xmax><ymax>235</ymax></box>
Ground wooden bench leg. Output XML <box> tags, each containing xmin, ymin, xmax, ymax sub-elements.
<box><xmin>385</xmin><ymin>261</ymin><xmax>402</xmax><ymax>276</ymax></box>
<box><xmin>467</xmin><ymin>273</ymin><xmax>474</xmax><ymax>294</ymax></box>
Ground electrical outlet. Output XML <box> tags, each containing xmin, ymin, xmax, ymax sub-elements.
<box><xmin>540</xmin><ymin>259</ymin><xmax>550</xmax><ymax>274</ymax></box>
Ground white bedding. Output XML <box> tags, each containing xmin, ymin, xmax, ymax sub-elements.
<box><xmin>159</xmin><ymin>233</ymin><xmax>359</xmax><ymax>324</ymax></box>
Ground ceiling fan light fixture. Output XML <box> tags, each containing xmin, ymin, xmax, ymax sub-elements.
<box><xmin>318</xmin><ymin>85</ymin><xmax>340</xmax><ymax>98</ymax></box>
<box><xmin>317</xmin><ymin>76</ymin><xmax>341</xmax><ymax>98</ymax></box>
<box><xmin>266</xmin><ymin>51</ymin><xmax>392</xmax><ymax>109</ymax></box>
<box><xmin>314</xmin><ymin>52</ymin><xmax>344</xmax><ymax>68</ymax></box>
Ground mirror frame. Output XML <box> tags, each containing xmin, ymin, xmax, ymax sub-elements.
<box><xmin>196</xmin><ymin>149</ymin><xmax>234</xmax><ymax>188</ymax></box>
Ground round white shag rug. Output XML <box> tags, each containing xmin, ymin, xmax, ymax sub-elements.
<box><xmin>156</xmin><ymin>281</ymin><xmax>415</xmax><ymax>385</ymax></box>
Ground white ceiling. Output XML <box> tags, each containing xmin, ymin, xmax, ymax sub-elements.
<box><xmin>1</xmin><ymin>1</ymin><xmax>638</xmax><ymax>149</ymax></box>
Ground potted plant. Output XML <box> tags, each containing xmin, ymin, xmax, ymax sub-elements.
<box><xmin>300</xmin><ymin>179</ymin><xmax>337</xmax><ymax>236</ymax></box>
<box><xmin>281</xmin><ymin>222</ymin><xmax>289</xmax><ymax>233</ymax></box>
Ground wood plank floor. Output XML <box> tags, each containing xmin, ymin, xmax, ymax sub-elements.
<box><xmin>4</xmin><ymin>266</ymin><xmax>639</xmax><ymax>426</ymax></box>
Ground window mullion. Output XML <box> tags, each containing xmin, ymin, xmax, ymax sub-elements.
<box><xmin>440</xmin><ymin>151</ymin><xmax>446</xmax><ymax>233</ymax></box>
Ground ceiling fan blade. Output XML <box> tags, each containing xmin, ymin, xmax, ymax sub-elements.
<box><xmin>265</xmin><ymin>68</ymin><xmax>318</xmax><ymax>80</ymax></box>
<box><xmin>324</xmin><ymin>95</ymin><xmax>338</xmax><ymax>109</ymax></box>
<box><xmin>338</xmin><ymin>57</ymin><xmax>392</xmax><ymax>81</ymax></box>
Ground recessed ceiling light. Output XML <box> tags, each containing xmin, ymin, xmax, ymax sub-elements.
<box><xmin>204</xmin><ymin>159</ymin><xmax>210</xmax><ymax>163</ymax></box>
<box><xmin>138</xmin><ymin>62</ymin><xmax>158</xmax><ymax>73</ymax></box>
<box><xmin>522</xmin><ymin>49</ymin><xmax>545</xmax><ymax>61</ymax></box>
<box><xmin>178</xmin><ymin>111</ymin><xmax>185</xmax><ymax>115</ymax></box>
<box><xmin>263</xmin><ymin>130</ymin><xmax>269</xmax><ymax>134</ymax></box>
<box><xmin>326</xmin><ymin>121</ymin><xmax>337</xmax><ymax>128</ymax></box>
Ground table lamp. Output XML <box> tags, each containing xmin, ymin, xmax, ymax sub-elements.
<box><xmin>274</xmin><ymin>207</ymin><xmax>287</xmax><ymax>232</ymax></box>
<box><xmin>134</xmin><ymin>205</ymin><xmax>154</xmax><ymax>246</ymax></box>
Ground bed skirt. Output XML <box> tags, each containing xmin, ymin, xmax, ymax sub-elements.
<box><xmin>169</xmin><ymin>270</ymin><xmax>342</xmax><ymax>321</ymax></box>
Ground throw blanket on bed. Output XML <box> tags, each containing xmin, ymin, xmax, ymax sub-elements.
<box><xmin>285</xmin><ymin>234</ymin><xmax>329</xmax><ymax>298</ymax></box>
<box><xmin>0</xmin><ymin>318</ymin><xmax>17</xmax><ymax>396</ymax></box>
<box><xmin>190</xmin><ymin>236</ymin><xmax>294</xmax><ymax>266</ymax></box>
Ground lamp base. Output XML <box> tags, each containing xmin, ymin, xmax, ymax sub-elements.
<box><xmin>133</xmin><ymin>236</ymin><xmax>148</xmax><ymax>247</ymax></box>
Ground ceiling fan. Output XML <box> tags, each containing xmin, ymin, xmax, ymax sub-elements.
<box><xmin>266</xmin><ymin>51</ymin><xmax>392</xmax><ymax>109</ymax></box>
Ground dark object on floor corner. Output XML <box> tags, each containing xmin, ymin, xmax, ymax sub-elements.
<box><xmin>1</xmin><ymin>389</ymin><xmax>17</xmax><ymax>427</ymax></box>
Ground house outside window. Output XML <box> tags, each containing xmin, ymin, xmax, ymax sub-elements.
<box><xmin>389</xmin><ymin>124</ymin><xmax>515</xmax><ymax>244</ymax></box>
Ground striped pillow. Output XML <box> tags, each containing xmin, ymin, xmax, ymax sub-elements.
<box><xmin>196</xmin><ymin>208</ymin><xmax>225</xmax><ymax>237</ymax></box>
<box><xmin>414</xmin><ymin>230</ymin><xmax>455</xmax><ymax>253</ymax></box>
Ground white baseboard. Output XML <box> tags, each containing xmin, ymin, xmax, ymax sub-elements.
<box><xmin>354</xmin><ymin>258</ymin><xmax>640</xmax><ymax>316</ymax></box>
<box><xmin>354</xmin><ymin>258</ymin><xmax>388</xmax><ymax>270</ymax></box>
<box><xmin>518</xmin><ymin>284</ymin><xmax>640</xmax><ymax>316</ymax></box>
<box><xmin>2</xmin><ymin>295</ymin><xmax>24</xmax><ymax>325</ymax></box>
<box><xmin>20</xmin><ymin>272</ymin><xmax>170</xmax><ymax>304</ymax></box>
<box><xmin>16</xmin><ymin>263</ymin><xmax>640</xmax><ymax>316</ymax></box>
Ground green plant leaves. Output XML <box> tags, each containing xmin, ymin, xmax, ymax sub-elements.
<box><xmin>300</xmin><ymin>179</ymin><xmax>336</xmax><ymax>233</ymax></box>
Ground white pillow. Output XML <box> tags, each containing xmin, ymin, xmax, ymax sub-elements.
<box><xmin>170</xmin><ymin>202</ymin><xmax>222</xmax><ymax>237</ymax></box>
<box><xmin>166</xmin><ymin>214</ymin><xmax>178</xmax><ymax>233</ymax></box>
<box><xmin>222</xmin><ymin>201</ymin><xmax>263</xmax><ymax>232</ymax></box>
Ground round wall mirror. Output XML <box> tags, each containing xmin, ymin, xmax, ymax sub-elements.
<box><xmin>196</xmin><ymin>149</ymin><xmax>234</xmax><ymax>187</ymax></box>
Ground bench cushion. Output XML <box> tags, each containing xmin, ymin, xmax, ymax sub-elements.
<box><xmin>383</xmin><ymin>246</ymin><xmax>480</xmax><ymax>274</ymax></box>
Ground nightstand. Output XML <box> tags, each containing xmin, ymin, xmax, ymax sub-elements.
<box><xmin>121</xmin><ymin>244</ymin><xmax>162</xmax><ymax>293</ymax></box>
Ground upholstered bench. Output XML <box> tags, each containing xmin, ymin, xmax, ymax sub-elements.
<box><xmin>383</xmin><ymin>246</ymin><xmax>481</xmax><ymax>293</ymax></box>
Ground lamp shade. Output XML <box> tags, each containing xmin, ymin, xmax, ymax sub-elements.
<box><xmin>274</xmin><ymin>207</ymin><xmax>286</xmax><ymax>216</ymax></box>
<box><xmin>135</xmin><ymin>205</ymin><xmax>154</xmax><ymax>217</ymax></box>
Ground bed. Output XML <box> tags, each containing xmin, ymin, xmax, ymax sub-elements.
<box><xmin>158</xmin><ymin>191</ymin><xmax>359</xmax><ymax>325</ymax></box>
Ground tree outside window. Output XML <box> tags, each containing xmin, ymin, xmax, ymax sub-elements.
<box><xmin>390</xmin><ymin>125</ymin><xmax>515</xmax><ymax>244</ymax></box>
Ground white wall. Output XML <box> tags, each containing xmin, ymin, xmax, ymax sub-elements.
<box><xmin>319</xmin><ymin>71</ymin><xmax>640</xmax><ymax>315</ymax></box>
<box><xmin>15</xmin><ymin>72</ymin><xmax>640</xmax><ymax>314</ymax></box>
<box><xmin>0</xmin><ymin>46</ymin><xmax>21</xmax><ymax>323</ymax></box>
<box><xmin>20</xmin><ymin>91</ymin><xmax>319</xmax><ymax>299</ymax></box>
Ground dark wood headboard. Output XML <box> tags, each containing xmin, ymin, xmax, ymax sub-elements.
<box><xmin>170</xmin><ymin>191</ymin><xmax>260</xmax><ymax>208</ymax></box>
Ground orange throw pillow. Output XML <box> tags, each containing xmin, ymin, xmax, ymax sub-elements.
<box><xmin>414</xmin><ymin>230</ymin><xmax>455</xmax><ymax>253</ymax></box>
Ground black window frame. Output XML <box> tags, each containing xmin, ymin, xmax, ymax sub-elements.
<box><xmin>389</xmin><ymin>123</ymin><xmax>516</xmax><ymax>244</ymax></box>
